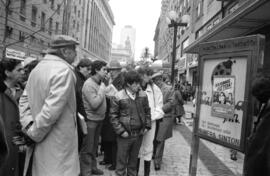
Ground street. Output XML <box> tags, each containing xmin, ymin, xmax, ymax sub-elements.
<box><xmin>98</xmin><ymin>103</ymin><xmax>244</xmax><ymax>176</ymax></box>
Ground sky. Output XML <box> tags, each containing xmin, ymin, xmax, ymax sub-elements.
<box><xmin>109</xmin><ymin>0</ymin><xmax>162</xmax><ymax>61</ymax></box>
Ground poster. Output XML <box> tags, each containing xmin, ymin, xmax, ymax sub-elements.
<box><xmin>198</xmin><ymin>57</ymin><xmax>246</xmax><ymax>148</ymax></box>
<box><xmin>211</xmin><ymin>76</ymin><xmax>235</xmax><ymax>119</ymax></box>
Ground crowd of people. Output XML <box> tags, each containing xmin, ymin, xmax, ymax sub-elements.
<box><xmin>0</xmin><ymin>35</ymin><xmax>186</xmax><ymax>176</ymax></box>
<box><xmin>0</xmin><ymin>34</ymin><xmax>268</xmax><ymax>176</ymax></box>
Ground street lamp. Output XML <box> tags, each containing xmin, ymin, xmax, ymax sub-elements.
<box><xmin>167</xmin><ymin>10</ymin><xmax>190</xmax><ymax>86</ymax></box>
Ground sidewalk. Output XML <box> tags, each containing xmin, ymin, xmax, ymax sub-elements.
<box><xmin>96</xmin><ymin>102</ymin><xmax>244</xmax><ymax>176</ymax></box>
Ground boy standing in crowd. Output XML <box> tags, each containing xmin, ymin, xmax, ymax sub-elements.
<box><xmin>110</xmin><ymin>70</ymin><xmax>151</xmax><ymax>176</ymax></box>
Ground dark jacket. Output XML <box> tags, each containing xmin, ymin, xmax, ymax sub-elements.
<box><xmin>155</xmin><ymin>83</ymin><xmax>175</xmax><ymax>141</ymax></box>
<box><xmin>0</xmin><ymin>81</ymin><xmax>20</xmax><ymax>176</ymax></box>
<box><xmin>174</xmin><ymin>89</ymin><xmax>185</xmax><ymax>117</ymax></box>
<box><xmin>74</xmin><ymin>69</ymin><xmax>87</xmax><ymax>150</ymax></box>
<box><xmin>245</xmin><ymin>102</ymin><xmax>270</xmax><ymax>176</ymax></box>
<box><xmin>101</xmin><ymin>74</ymin><xmax>124</xmax><ymax>142</ymax></box>
<box><xmin>110</xmin><ymin>89</ymin><xmax>151</xmax><ymax>136</ymax></box>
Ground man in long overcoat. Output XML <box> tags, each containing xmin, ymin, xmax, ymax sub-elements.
<box><xmin>20</xmin><ymin>35</ymin><xmax>80</xmax><ymax>176</ymax></box>
<box><xmin>152</xmin><ymin>71</ymin><xmax>175</xmax><ymax>170</ymax></box>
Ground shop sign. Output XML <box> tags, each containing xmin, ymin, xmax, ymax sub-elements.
<box><xmin>187</xmin><ymin>54</ymin><xmax>198</xmax><ymax>68</ymax></box>
<box><xmin>177</xmin><ymin>55</ymin><xmax>186</xmax><ymax>70</ymax></box>
<box><xmin>6</xmin><ymin>48</ymin><xmax>25</xmax><ymax>60</ymax></box>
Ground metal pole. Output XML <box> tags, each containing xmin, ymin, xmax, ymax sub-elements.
<box><xmin>171</xmin><ymin>23</ymin><xmax>178</xmax><ymax>87</ymax></box>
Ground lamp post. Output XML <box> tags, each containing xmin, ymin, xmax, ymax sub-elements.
<box><xmin>167</xmin><ymin>10</ymin><xmax>189</xmax><ymax>86</ymax></box>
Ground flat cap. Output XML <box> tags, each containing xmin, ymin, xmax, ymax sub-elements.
<box><xmin>151</xmin><ymin>71</ymin><xmax>163</xmax><ymax>79</ymax></box>
<box><xmin>50</xmin><ymin>35</ymin><xmax>79</xmax><ymax>48</ymax></box>
<box><xmin>108</xmin><ymin>60</ymin><xmax>121</xmax><ymax>70</ymax></box>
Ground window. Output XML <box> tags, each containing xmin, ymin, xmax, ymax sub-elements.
<box><xmin>43</xmin><ymin>0</ymin><xmax>47</xmax><ymax>3</ymax></box>
<box><xmin>41</xmin><ymin>12</ymin><xmax>46</xmax><ymax>31</ymax></box>
<box><xmin>31</xmin><ymin>5</ymin><xmax>37</xmax><ymax>27</ymax></box>
<box><xmin>74</xmin><ymin>6</ymin><xmax>77</xmax><ymax>15</ymax></box>
<box><xmin>57</xmin><ymin>4</ymin><xmax>61</xmax><ymax>14</ymax></box>
<box><xmin>78</xmin><ymin>10</ymin><xmax>80</xmax><ymax>18</ymax></box>
<box><xmin>5</xmin><ymin>26</ymin><xmax>13</xmax><ymax>38</ymax></box>
<box><xmin>19</xmin><ymin>31</ymin><xmax>25</xmax><ymax>41</ymax></box>
<box><xmin>20</xmin><ymin>0</ymin><xmax>26</xmax><ymax>21</ymax></box>
<box><xmin>73</xmin><ymin>20</ymin><xmax>76</xmax><ymax>28</ymax></box>
<box><xmin>49</xmin><ymin>18</ymin><xmax>53</xmax><ymax>35</ymax></box>
<box><xmin>50</xmin><ymin>0</ymin><xmax>54</xmax><ymax>10</ymax></box>
<box><xmin>77</xmin><ymin>22</ymin><xmax>79</xmax><ymax>32</ymax></box>
<box><xmin>55</xmin><ymin>22</ymin><xmax>59</xmax><ymax>34</ymax></box>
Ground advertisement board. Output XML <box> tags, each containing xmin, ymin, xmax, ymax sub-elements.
<box><xmin>195</xmin><ymin>35</ymin><xmax>265</xmax><ymax>151</ymax></box>
<box><xmin>198</xmin><ymin>57</ymin><xmax>246</xmax><ymax>149</ymax></box>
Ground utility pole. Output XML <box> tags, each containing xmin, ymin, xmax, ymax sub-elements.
<box><xmin>1</xmin><ymin>0</ymin><xmax>11</xmax><ymax>61</ymax></box>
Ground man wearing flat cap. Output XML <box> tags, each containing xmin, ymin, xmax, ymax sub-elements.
<box><xmin>19</xmin><ymin>35</ymin><xmax>80</xmax><ymax>176</ymax></box>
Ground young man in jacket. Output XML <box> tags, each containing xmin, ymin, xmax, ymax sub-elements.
<box><xmin>152</xmin><ymin>71</ymin><xmax>175</xmax><ymax>171</ymax></box>
<box><xmin>80</xmin><ymin>60</ymin><xmax>108</xmax><ymax>176</ymax></box>
<box><xmin>110</xmin><ymin>70</ymin><xmax>151</xmax><ymax>176</ymax></box>
<box><xmin>74</xmin><ymin>58</ymin><xmax>92</xmax><ymax>151</ymax></box>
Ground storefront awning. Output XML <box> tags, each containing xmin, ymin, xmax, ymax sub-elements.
<box><xmin>185</xmin><ymin>0</ymin><xmax>270</xmax><ymax>53</ymax></box>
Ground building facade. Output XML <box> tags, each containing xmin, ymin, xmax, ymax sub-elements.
<box><xmin>79</xmin><ymin>0</ymin><xmax>115</xmax><ymax>62</ymax></box>
<box><xmin>0</xmin><ymin>0</ymin><xmax>64</xmax><ymax>60</ymax></box>
<box><xmin>111</xmin><ymin>38</ymin><xmax>132</xmax><ymax>66</ymax></box>
<box><xmin>120</xmin><ymin>25</ymin><xmax>136</xmax><ymax>60</ymax></box>
<box><xmin>155</xmin><ymin>0</ymin><xmax>270</xmax><ymax>87</ymax></box>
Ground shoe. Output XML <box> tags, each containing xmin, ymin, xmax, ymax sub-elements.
<box><xmin>108</xmin><ymin>165</ymin><xmax>116</xmax><ymax>171</ymax></box>
<box><xmin>230</xmin><ymin>154</ymin><xmax>237</xmax><ymax>161</ymax></box>
<box><xmin>154</xmin><ymin>164</ymin><xmax>160</xmax><ymax>171</ymax></box>
<box><xmin>92</xmin><ymin>168</ymin><xmax>104</xmax><ymax>175</ymax></box>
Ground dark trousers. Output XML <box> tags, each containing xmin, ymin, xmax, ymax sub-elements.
<box><xmin>153</xmin><ymin>140</ymin><xmax>165</xmax><ymax>165</ymax></box>
<box><xmin>102</xmin><ymin>141</ymin><xmax>117</xmax><ymax>166</ymax></box>
<box><xmin>116</xmin><ymin>135</ymin><xmax>143</xmax><ymax>176</ymax></box>
<box><xmin>80</xmin><ymin>120</ymin><xmax>103</xmax><ymax>176</ymax></box>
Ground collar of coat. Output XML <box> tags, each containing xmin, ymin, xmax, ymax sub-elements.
<box><xmin>43</xmin><ymin>54</ymin><xmax>74</xmax><ymax>71</ymax></box>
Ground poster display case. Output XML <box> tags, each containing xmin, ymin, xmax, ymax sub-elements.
<box><xmin>195</xmin><ymin>35</ymin><xmax>265</xmax><ymax>152</ymax></box>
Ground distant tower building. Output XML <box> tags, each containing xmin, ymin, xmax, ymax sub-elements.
<box><xmin>120</xmin><ymin>25</ymin><xmax>136</xmax><ymax>59</ymax></box>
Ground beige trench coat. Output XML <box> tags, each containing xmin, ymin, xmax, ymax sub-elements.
<box><xmin>20</xmin><ymin>54</ymin><xmax>79</xmax><ymax>176</ymax></box>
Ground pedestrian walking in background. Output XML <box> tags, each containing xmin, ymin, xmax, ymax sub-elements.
<box><xmin>80</xmin><ymin>60</ymin><xmax>108</xmax><ymax>176</ymax></box>
<box><xmin>0</xmin><ymin>58</ymin><xmax>25</xmax><ymax>176</ymax></box>
<box><xmin>137</xmin><ymin>67</ymin><xmax>164</xmax><ymax>176</ymax></box>
<box><xmin>74</xmin><ymin>58</ymin><xmax>92</xmax><ymax>151</ymax></box>
<box><xmin>19</xmin><ymin>35</ymin><xmax>80</xmax><ymax>176</ymax></box>
<box><xmin>174</xmin><ymin>84</ymin><xmax>185</xmax><ymax>125</ymax></box>
<box><xmin>245</xmin><ymin>73</ymin><xmax>270</xmax><ymax>176</ymax></box>
<box><xmin>152</xmin><ymin>71</ymin><xmax>175</xmax><ymax>171</ymax></box>
<box><xmin>110</xmin><ymin>70</ymin><xmax>151</xmax><ymax>176</ymax></box>
<box><xmin>100</xmin><ymin>60</ymin><xmax>123</xmax><ymax>171</ymax></box>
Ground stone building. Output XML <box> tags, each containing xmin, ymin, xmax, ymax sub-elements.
<box><xmin>78</xmin><ymin>0</ymin><xmax>115</xmax><ymax>62</ymax></box>
<box><xmin>0</xmin><ymin>0</ymin><xmax>64</xmax><ymax>60</ymax></box>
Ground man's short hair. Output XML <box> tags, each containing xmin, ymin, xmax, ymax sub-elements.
<box><xmin>252</xmin><ymin>73</ymin><xmax>270</xmax><ymax>103</ymax></box>
<box><xmin>0</xmin><ymin>59</ymin><xmax>22</xmax><ymax>80</ymax></box>
<box><xmin>137</xmin><ymin>67</ymin><xmax>154</xmax><ymax>76</ymax></box>
<box><xmin>76</xmin><ymin>58</ymin><xmax>92</xmax><ymax>69</ymax></box>
<box><xmin>124</xmin><ymin>70</ymin><xmax>141</xmax><ymax>86</ymax></box>
<box><xmin>91</xmin><ymin>60</ymin><xmax>107</xmax><ymax>75</ymax></box>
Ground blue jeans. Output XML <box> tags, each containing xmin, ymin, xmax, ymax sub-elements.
<box><xmin>79</xmin><ymin>120</ymin><xmax>103</xmax><ymax>176</ymax></box>
<box><xmin>115</xmin><ymin>135</ymin><xmax>143</xmax><ymax>176</ymax></box>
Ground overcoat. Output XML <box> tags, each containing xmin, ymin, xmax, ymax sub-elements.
<box><xmin>139</xmin><ymin>84</ymin><xmax>164</xmax><ymax>161</ymax></box>
<box><xmin>155</xmin><ymin>83</ymin><xmax>175</xmax><ymax>141</ymax></box>
<box><xmin>20</xmin><ymin>54</ymin><xmax>80</xmax><ymax>176</ymax></box>
<box><xmin>245</xmin><ymin>100</ymin><xmax>270</xmax><ymax>176</ymax></box>
<box><xmin>0</xmin><ymin>85</ymin><xmax>20</xmax><ymax>176</ymax></box>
